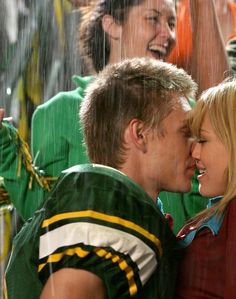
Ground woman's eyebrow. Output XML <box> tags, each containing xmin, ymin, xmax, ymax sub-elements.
<box><xmin>200</xmin><ymin>128</ymin><xmax>210</xmax><ymax>134</ymax></box>
<box><xmin>145</xmin><ymin>9</ymin><xmax>161</xmax><ymax>15</ymax></box>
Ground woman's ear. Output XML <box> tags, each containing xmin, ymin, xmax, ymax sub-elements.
<box><xmin>102</xmin><ymin>14</ymin><xmax>122</xmax><ymax>40</ymax></box>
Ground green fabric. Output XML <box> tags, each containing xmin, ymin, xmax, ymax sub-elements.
<box><xmin>5</xmin><ymin>164</ymin><xmax>176</xmax><ymax>299</ymax></box>
<box><xmin>0</xmin><ymin>74</ymin><xmax>208</xmax><ymax>233</ymax></box>
<box><xmin>0</xmin><ymin>122</ymin><xmax>45</xmax><ymax>220</ymax></box>
<box><xmin>0</xmin><ymin>76</ymin><xmax>93</xmax><ymax>221</ymax></box>
<box><xmin>31</xmin><ymin>75</ymin><xmax>92</xmax><ymax>175</ymax></box>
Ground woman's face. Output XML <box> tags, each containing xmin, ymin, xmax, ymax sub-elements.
<box><xmin>110</xmin><ymin>0</ymin><xmax>176</xmax><ymax>62</ymax></box>
<box><xmin>191</xmin><ymin>113</ymin><xmax>229</xmax><ymax>198</ymax></box>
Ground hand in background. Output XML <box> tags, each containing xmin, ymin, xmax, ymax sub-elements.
<box><xmin>0</xmin><ymin>108</ymin><xmax>4</xmax><ymax>128</ymax></box>
<box><xmin>0</xmin><ymin>108</ymin><xmax>13</xmax><ymax>128</ymax></box>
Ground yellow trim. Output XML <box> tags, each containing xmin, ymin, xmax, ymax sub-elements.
<box><xmin>94</xmin><ymin>248</ymin><xmax>137</xmax><ymax>296</ymax></box>
<box><xmin>39</xmin><ymin>246</ymin><xmax>138</xmax><ymax>297</ymax></box>
<box><xmin>42</xmin><ymin>210</ymin><xmax>162</xmax><ymax>255</ymax></box>
<box><xmin>25</xmin><ymin>33</ymin><xmax>42</xmax><ymax>106</ymax></box>
<box><xmin>38</xmin><ymin>246</ymin><xmax>89</xmax><ymax>272</ymax></box>
<box><xmin>0</xmin><ymin>209</ymin><xmax>12</xmax><ymax>263</ymax></box>
<box><xmin>14</xmin><ymin>129</ymin><xmax>51</xmax><ymax>192</ymax></box>
<box><xmin>3</xmin><ymin>277</ymin><xmax>8</xmax><ymax>299</ymax></box>
<box><xmin>53</xmin><ymin>0</ymin><xmax>65</xmax><ymax>49</ymax></box>
<box><xmin>17</xmin><ymin>78</ymin><xmax>28</xmax><ymax>141</ymax></box>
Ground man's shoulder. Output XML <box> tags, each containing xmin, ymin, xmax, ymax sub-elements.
<box><xmin>61</xmin><ymin>164</ymin><xmax>135</xmax><ymax>185</ymax></box>
<box><xmin>45</xmin><ymin>164</ymin><xmax>172</xmax><ymax>245</ymax></box>
<box><xmin>59</xmin><ymin>164</ymin><xmax>154</xmax><ymax>205</ymax></box>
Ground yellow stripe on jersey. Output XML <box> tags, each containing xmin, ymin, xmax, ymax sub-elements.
<box><xmin>41</xmin><ymin>210</ymin><xmax>162</xmax><ymax>255</ymax></box>
<box><xmin>38</xmin><ymin>246</ymin><xmax>89</xmax><ymax>272</ymax></box>
<box><xmin>38</xmin><ymin>246</ymin><xmax>138</xmax><ymax>297</ymax></box>
<box><xmin>94</xmin><ymin>248</ymin><xmax>137</xmax><ymax>296</ymax></box>
<box><xmin>3</xmin><ymin>278</ymin><xmax>8</xmax><ymax>299</ymax></box>
<box><xmin>39</xmin><ymin>222</ymin><xmax>157</xmax><ymax>286</ymax></box>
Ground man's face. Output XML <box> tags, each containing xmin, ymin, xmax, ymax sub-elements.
<box><xmin>145</xmin><ymin>95</ymin><xmax>195</xmax><ymax>195</ymax></box>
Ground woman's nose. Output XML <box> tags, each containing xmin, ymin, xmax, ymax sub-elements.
<box><xmin>159</xmin><ymin>21</ymin><xmax>175</xmax><ymax>41</ymax></box>
<box><xmin>191</xmin><ymin>141</ymin><xmax>200</xmax><ymax>159</ymax></box>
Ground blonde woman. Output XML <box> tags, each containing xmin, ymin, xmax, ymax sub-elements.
<box><xmin>176</xmin><ymin>79</ymin><xmax>236</xmax><ymax>299</ymax></box>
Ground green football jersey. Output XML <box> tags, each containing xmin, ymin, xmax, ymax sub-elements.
<box><xmin>5</xmin><ymin>164</ymin><xmax>176</xmax><ymax>299</ymax></box>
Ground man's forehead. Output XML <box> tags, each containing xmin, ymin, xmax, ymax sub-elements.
<box><xmin>162</xmin><ymin>95</ymin><xmax>191</xmax><ymax>129</ymax></box>
<box><xmin>172</xmin><ymin>95</ymin><xmax>191</xmax><ymax>112</ymax></box>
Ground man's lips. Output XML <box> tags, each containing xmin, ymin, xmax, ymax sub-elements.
<box><xmin>186</xmin><ymin>164</ymin><xmax>196</xmax><ymax>177</ymax></box>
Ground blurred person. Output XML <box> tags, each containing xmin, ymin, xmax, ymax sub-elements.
<box><xmin>226</xmin><ymin>35</ymin><xmax>236</xmax><ymax>71</ymax></box>
<box><xmin>0</xmin><ymin>0</ymin><xmax>92</xmax><ymax>145</ymax></box>
<box><xmin>168</xmin><ymin>0</ymin><xmax>234</xmax><ymax>89</ymax></box>
<box><xmin>176</xmin><ymin>79</ymin><xmax>236</xmax><ymax>299</ymax></box>
<box><xmin>5</xmin><ymin>57</ymin><xmax>197</xmax><ymax>299</ymax></box>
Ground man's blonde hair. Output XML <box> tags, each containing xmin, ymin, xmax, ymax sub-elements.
<box><xmin>80</xmin><ymin>57</ymin><xmax>197</xmax><ymax>168</ymax></box>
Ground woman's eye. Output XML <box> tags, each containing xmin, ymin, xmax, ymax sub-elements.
<box><xmin>146</xmin><ymin>16</ymin><xmax>159</xmax><ymax>24</ymax></box>
<box><xmin>168</xmin><ymin>20</ymin><xmax>176</xmax><ymax>30</ymax></box>
<box><xmin>197</xmin><ymin>139</ymin><xmax>207</xmax><ymax>144</ymax></box>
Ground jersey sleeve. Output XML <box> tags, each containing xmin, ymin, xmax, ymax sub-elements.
<box><xmin>37</xmin><ymin>168</ymin><xmax>166</xmax><ymax>298</ymax></box>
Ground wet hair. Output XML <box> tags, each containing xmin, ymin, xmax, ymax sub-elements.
<box><xmin>80</xmin><ymin>57</ymin><xmax>197</xmax><ymax>168</ymax></box>
<box><xmin>189</xmin><ymin>78</ymin><xmax>236</xmax><ymax>223</ymax></box>
<box><xmin>80</xmin><ymin>0</ymin><xmax>145</xmax><ymax>72</ymax></box>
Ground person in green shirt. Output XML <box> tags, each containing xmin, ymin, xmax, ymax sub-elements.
<box><xmin>0</xmin><ymin>0</ymin><xmax>228</xmax><ymax>232</ymax></box>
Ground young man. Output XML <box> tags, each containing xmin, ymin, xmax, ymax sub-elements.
<box><xmin>5</xmin><ymin>57</ymin><xmax>197</xmax><ymax>299</ymax></box>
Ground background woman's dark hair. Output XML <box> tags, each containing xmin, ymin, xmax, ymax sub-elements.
<box><xmin>80</xmin><ymin>0</ymin><xmax>143</xmax><ymax>73</ymax></box>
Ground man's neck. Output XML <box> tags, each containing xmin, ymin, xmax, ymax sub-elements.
<box><xmin>120</xmin><ymin>164</ymin><xmax>159</xmax><ymax>203</ymax></box>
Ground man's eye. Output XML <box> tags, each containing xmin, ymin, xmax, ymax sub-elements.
<box><xmin>185</xmin><ymin>132</ymin><xmax>192</xmax><ymax>138</ymax></box>
<box><xmin>182</xmin><ymin>130</ymin><xmax>192</xmax><ymax>138</ymax></box>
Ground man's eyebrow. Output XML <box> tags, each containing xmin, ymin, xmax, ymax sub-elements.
<box><xmin>177</xmin><ymin>125</ymin><xmax>190</xmax><ymax>135</ymax></box>
<box><xmin>179</xmin><ymin>121</ymin><xmax>189</xmax><ymax>130</ymax></box>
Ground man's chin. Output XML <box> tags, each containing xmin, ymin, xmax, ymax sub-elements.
<box><xmin>172</xmin><ymin>183</ymin><xmax>192</xmax><ymax>194</ymax></box>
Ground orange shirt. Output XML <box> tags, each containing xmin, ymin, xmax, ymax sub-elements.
<box><xmin>168</xmin><ymin>0</ymin><xmax>236</xmax><ymax>67</ymax></box>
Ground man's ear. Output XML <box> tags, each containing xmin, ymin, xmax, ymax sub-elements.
<box><xmin>125</xmin><ymin>119</ymin><xmax>148</xmax><ymax>153</ymax></box>
<box><xmin>102</xmin><ymin>14</ymin><xmax>122</xmax><ymax>40</ymax></box>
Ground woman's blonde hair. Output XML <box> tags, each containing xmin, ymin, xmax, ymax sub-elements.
<box><xmin>189</xmin><ymin>78</ymin><xmax>236</xmax><ymax>223</ymax></box>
